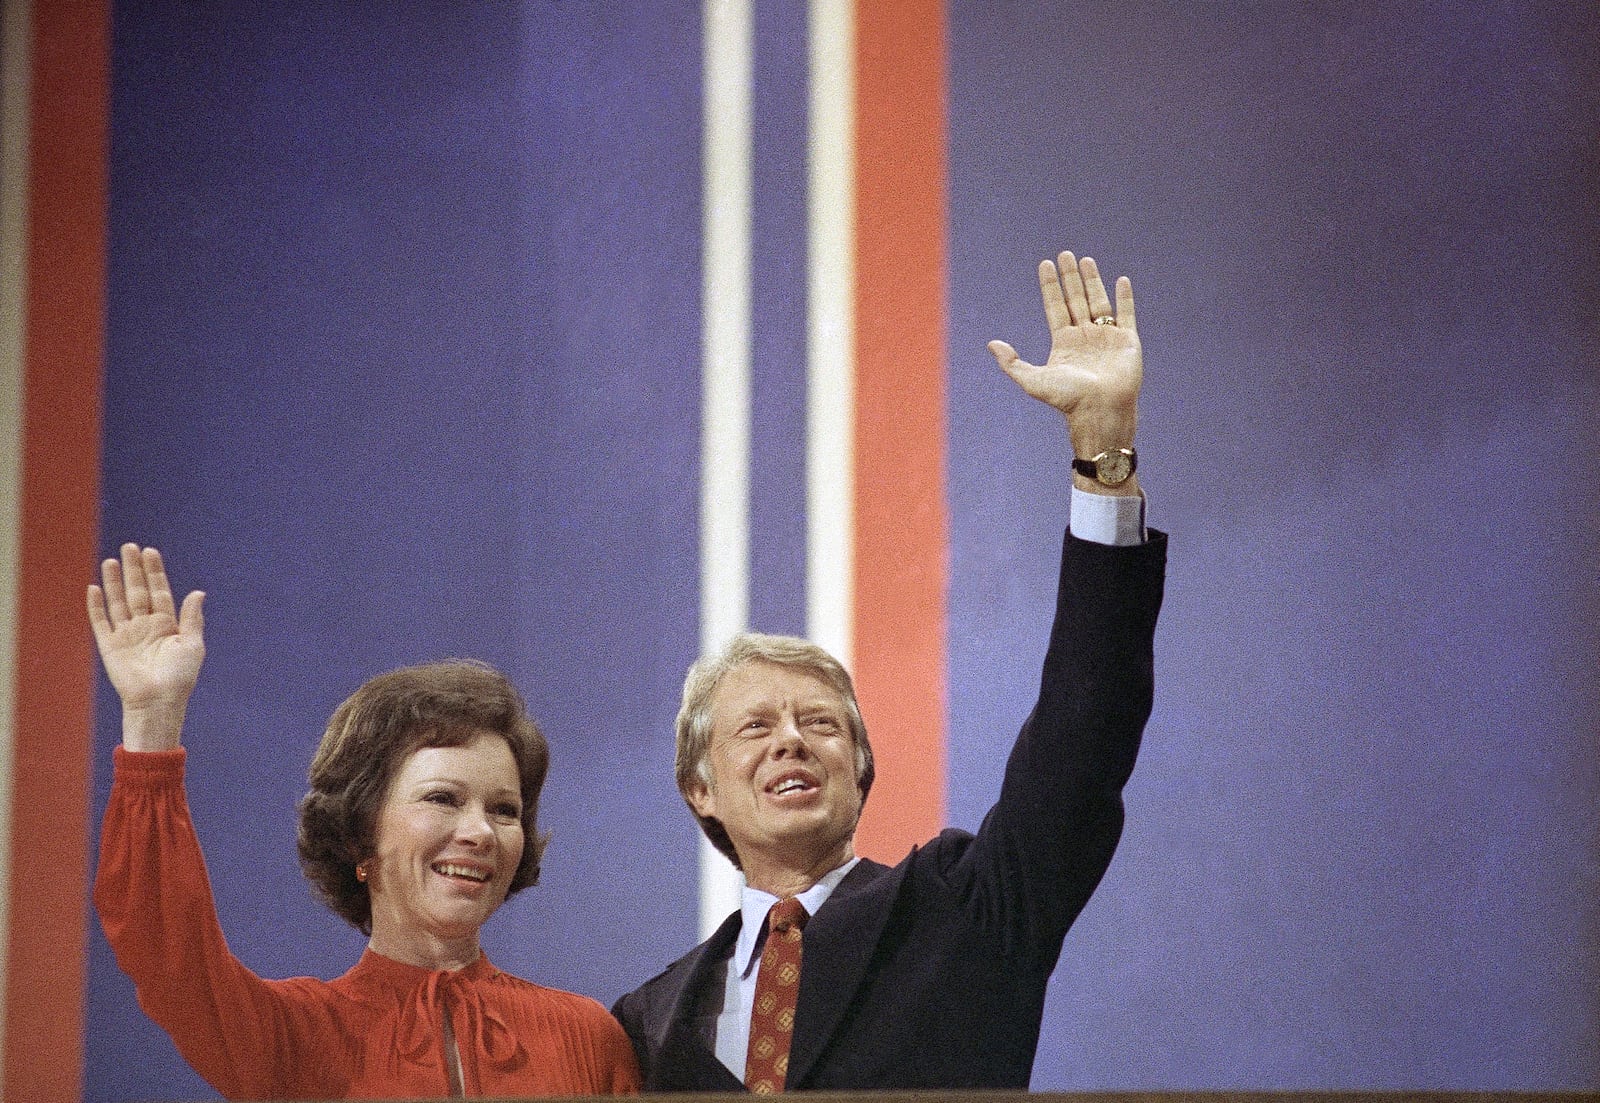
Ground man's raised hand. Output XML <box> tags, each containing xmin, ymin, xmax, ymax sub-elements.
<box><xmin>987</xmin><ymin>252</ymin><xmax>1142</xmax><ymax>465</ymax></box>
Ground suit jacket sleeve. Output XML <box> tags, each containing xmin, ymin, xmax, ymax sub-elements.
<box><xmin>926</xmin><ymin>527</ymin><xmax>1166</xmax><ymax>968</ymax></box>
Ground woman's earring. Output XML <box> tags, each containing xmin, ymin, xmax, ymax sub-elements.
<box><xmin>355</xmin><ymin>862</ymin><xmax>369</xmax><ymax>883</ymax></box>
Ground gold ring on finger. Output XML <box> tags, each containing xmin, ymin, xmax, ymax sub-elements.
<box><xmin>1092</xmin><ymin>315</ymin><xmax>1116</xmax><ymax>326</ymax></box>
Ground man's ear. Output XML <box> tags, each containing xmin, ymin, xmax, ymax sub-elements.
<box><xmin>685</xmin><ymin>777</ymin><xmax>717</xmax><ymax>820</ymax></box>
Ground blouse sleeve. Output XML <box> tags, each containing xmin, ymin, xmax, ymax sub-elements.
<box><xmin>93</xmin><ymin>747</ymin><xmax>311</xmax><ymax>1099</ymax></box>
<box><xmin>601</xmin><ymin>1012</ymin><xmax>643</xmax><ymax>1094</ymax></box>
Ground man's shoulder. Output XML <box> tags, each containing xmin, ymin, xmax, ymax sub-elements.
<box><xmin>613</xmin><ymin>909</ymin><xmax>738</xmax><ymax>1022</ymax></box>
<box><xmin>623</xmin><ymin>938</ymin><xmax>714</xmax><ymax>1000</ymax></box>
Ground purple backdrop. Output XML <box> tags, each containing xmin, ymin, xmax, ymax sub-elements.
<box><xmin>88</xmin><ymin>2</ymin><xmax>1597</xmax><ymax>1099</ymax></box>
<box><xmin>948</xmin><ymin>0</ymin><xmax>1599</xmax><ymax>1087</ymax></box>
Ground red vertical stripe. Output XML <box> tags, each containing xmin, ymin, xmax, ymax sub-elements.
<box><xmin>6</xmin><ymin>2</ymin><xmax>109</xmax><ymax>1100</ymax></box>
<box><xmin>851</xmin><ymin>0</ymin><xmax>948</xmax><ymax>862</ymax></box>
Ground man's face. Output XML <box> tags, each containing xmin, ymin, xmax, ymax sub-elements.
<box><xmin>687</xmin><ymin>661</ymin><xmax>863</xmax><ymax>890</ymax></box>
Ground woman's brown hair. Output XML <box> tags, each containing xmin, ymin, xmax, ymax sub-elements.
<box><xmin>297</xmin><ymin>660</ymin><xmax>550</xmax><ymax>934</ymax></box>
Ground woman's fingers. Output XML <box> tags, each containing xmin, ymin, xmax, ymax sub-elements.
<box><xmin>144</xmin><ymin>547</ymin><xmax>177</xmax><ymax>619</ymax></box>
<box><xmin>120</xmin><ymin>543</ymin><xmax>151</xmax><ymax>616</ymax></box>
<box><xmin>86</xmin><ymin>584</ymin><xmax>112</xmax><ymax>643</ymax></box>
<box><xmin>178</xmin><ymin>590</ymin><xmax>206</xmax><ymax>639</ymax></box>
<box><xmin>101</xmin><ymin>555</ymin><xmax>129</xmax><ymax>625</ymax></box>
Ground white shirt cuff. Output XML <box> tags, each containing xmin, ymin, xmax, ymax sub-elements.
<box><xmin>1069</xmin><ymin>486</ymin><xmax>1148</xmax><ymax>546</ymax></box>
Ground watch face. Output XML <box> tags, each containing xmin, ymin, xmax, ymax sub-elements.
<box><xmin>1098</xmin><ymin>450</ymin><xmax>1132</xmax><ymax>485</ymax></box>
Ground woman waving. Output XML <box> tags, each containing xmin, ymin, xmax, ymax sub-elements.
<box><xmin>90</xmin><ymin>543</ymin><xmax>639</xmax><ymax>1100</ymax></box>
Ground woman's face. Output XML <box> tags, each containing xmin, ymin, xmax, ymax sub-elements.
<box><xmin>366</xmin><ymin>730</ymin><xmax>524</xmax><ymax>965</ymax></box>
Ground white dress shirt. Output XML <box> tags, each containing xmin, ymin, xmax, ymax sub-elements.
<box><xmin>713</xmin><ymin>859</ymin><xmax>860</xmax><ymax>1079</ymax></box>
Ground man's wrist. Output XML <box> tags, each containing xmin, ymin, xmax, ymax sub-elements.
<box><xmin>1065</xmin><ymin>401</ymin><xmax>1137</xmax><ymax>459</ymax></box>
<box><xmin>1071</xmin><ymin>446</ymin><xmax>1138</xmax><ymax>491</ymax></box>
<box><xmin>1072</xmin><ymin>472</ymin><xmax>1142</xmax><ymax>498</ymax></box>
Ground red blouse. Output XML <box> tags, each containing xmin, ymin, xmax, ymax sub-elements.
<box><xmin>95</xmin><ymin>747</ymin><xmax>640</xmax><ymax>1100</ymax></box>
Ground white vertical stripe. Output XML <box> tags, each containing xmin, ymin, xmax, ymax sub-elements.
<box><xmin>0</xmin><ymin>0</ymin><xmax>33</xmax><ymax>1066</ymax></box>
<box><xmin>805</xmin><ymin>0</ymin><xmax>855</xmax><ymax>666</ymax></box>
<box><xmin>698</xmin><ymin>0</ymin><xmax>752</xmax><ymax>937</ymax></box>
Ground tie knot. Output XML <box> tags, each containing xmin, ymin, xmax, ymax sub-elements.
<box><xmin>769</xmin><ymin>897</ymin><xmax>808</xmax><ymax>935</ymax></box>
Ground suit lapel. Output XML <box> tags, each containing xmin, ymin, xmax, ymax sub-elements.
<box><xmin>651</xmin><ymin>911</ymin><xmax>746</xmax><ymax>1090</ymax></box>
<box><xmin>787</xmin><ymin>856</ymin><xmax>906</xmax><ymax>1087</ymax></box>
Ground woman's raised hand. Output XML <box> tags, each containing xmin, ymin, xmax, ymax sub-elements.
<box><xmin>87</xmin><ymin>544</ymin><xmax>206</xmax><ymax>751</ymax></box>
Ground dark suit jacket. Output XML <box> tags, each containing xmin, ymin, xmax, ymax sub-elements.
<box><xmin>613</xmin><ymin>528</ymin><xmax>1167</xmax><ymax>1091</ymax></box>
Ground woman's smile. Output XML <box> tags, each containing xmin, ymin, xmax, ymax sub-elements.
<box><xmin>365</xmin><ymin>732</ymin><xmax>525</xmax><ymax>969</ymax></box>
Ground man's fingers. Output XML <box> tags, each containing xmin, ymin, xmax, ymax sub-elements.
<box><xmin>1037</xmin><ymin>261</ymin><xmax>1070</xmax><ymax>334</ymax></box>
<box><xmin>1080</xmin><ymin>256</ymin><xmax>1114</xmax><ymax>321</ymax></box>
<box><xmin>1115</xmin><ymin>276</ymin><xmax>1137</xmax><ymax>333</ymax></box>
<box><xmin>1055</xmin><ymin>250</ymin><xmax>1092</xmax><ymax>326</ymax></box>
<box><xmin>988</xmin><ymin>339</ymin><xmax>1026</xmax><ymax>379</ymax></box>
<box><xmin>990</xmin><ymin>340</ymin><xmax>1056</xmax><ymax>402</ymax></box>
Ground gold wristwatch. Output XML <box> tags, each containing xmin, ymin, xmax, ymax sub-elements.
<box><xmin>1071</xmin><ymin>447</ymin><xmax>1137</xmax><ymax>487</ymax></box>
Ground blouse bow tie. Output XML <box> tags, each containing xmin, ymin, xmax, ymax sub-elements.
<box><xmin>395</xmin><ymin>967</ymin><xmax>526</xmax><ymax>1078</ymax></box>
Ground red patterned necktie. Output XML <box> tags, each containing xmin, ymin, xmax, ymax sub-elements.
<box><xmin>744</xmin><ymin>897</ymin><xmax>808</xmax><ymax>1093</ymax></box>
